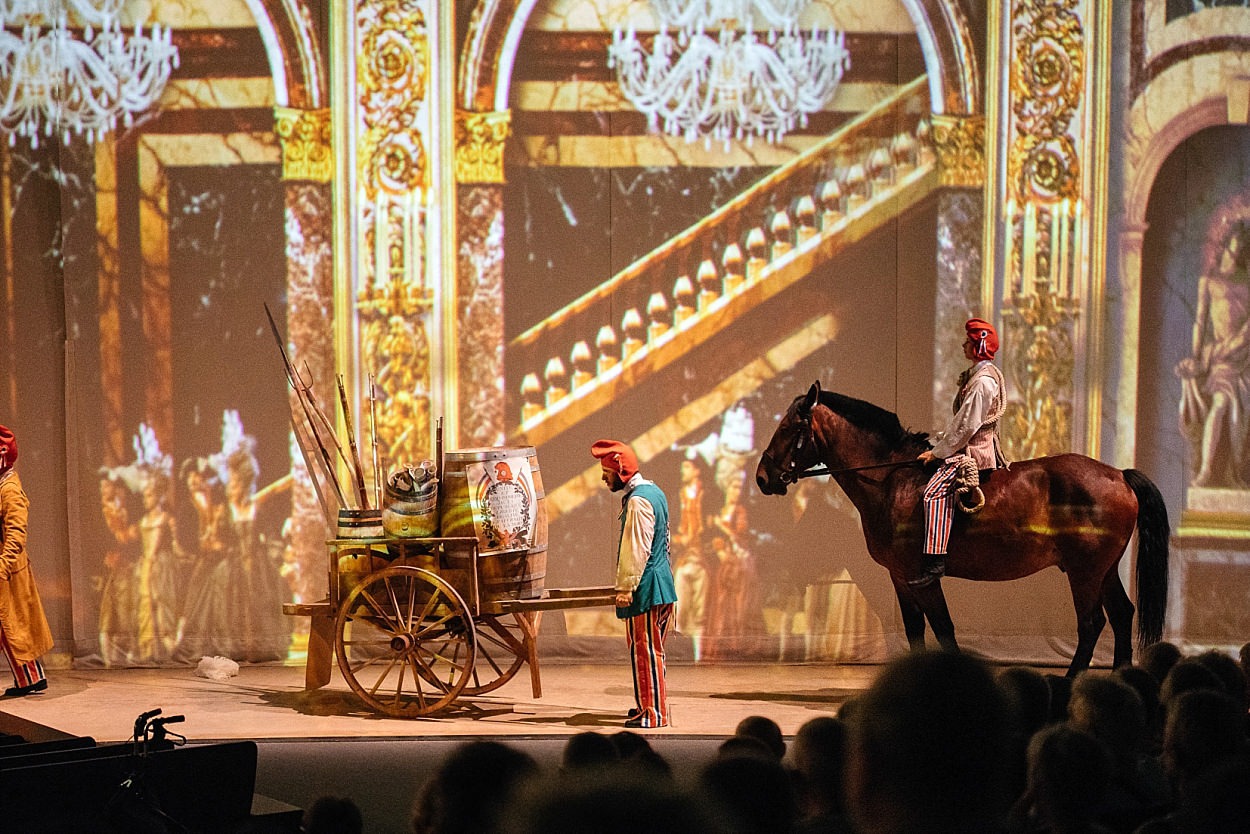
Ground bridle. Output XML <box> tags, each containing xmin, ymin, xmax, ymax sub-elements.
<box><xmin>766</xmin><ymin>401</ymin><xmax>921</xmax><ymax>485</ymax></box>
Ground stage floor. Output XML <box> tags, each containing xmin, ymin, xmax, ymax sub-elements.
<box><xmin>0</xmin><ymin>660</ymin><xmax>878</xmax><ymax>744</ymax></box>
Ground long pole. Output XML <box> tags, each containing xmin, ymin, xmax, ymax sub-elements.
<box><xmin>265</xmin><ymin>303</ymin><xmax>347</xmax><ymax>508</ymax></box>
<box><xmin>368</xmin><ymin>373</ymin><xmax>381</xmax><ymax>510</ymax></box>
<box><xmin>337</xmin><ymin>374</ymin><xmax>371</xmax><ymax>509</ymax></box>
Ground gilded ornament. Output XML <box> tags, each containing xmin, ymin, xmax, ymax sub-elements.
<box><xmin>455</xmin><ymin>110</ymin><xmax>511</xmax><ymax>184</ymax></box>
<box><xmin>1001</xmin><ymin>293</ymin><xmax>1077</xmax><ymax>460</ymax></box>
<box><xmin>274</xmin><ymin>107</ymin><xmax>332</xmax><ymax>183</ymax></box>
<box><xmin>930</xmin><ymin>114</ymin><xmax>985</xmax><ymax>188</ymax></box>
<box><xmin>352</xmin><ymin>0</ymin><xmax>433</xmax><ymax>466</ymax></box>
<box><xmin>1007</xmin><ymin>0</ymin><xmax>1084</xmax><ymax>203</ymax></box>
<box><xmin>356</xmin><ymin>1</ymin><xmax>429</xmax><ymax>199</ymax></box>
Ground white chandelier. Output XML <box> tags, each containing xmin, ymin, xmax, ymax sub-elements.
<box><xmin>0</xmin><ymin>0</ymin><xmax>179</xmax><ymax>147</ymax></box>
<box><xmin>608</xmin><ymin>0</ymin><xmax>849</xmax><ymax>149</ymax></box>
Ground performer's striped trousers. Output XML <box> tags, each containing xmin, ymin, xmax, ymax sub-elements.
<box><xmin>0</xmin><ymin>629</ymin><xmax>46</xmax><ymax>690</ymax></box>
<box><xmin>626</xmin><ymin>602</ymin><xmax>674</xmax><ymax>728</ymax></box>
<box><xmin>923</xmin><ymin>460</ymin><xmax>961</xmax><ymax>555</ymax></box>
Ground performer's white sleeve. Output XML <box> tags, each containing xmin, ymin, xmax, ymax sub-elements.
<box><xmin>931</xmin><ymin>375</ymin><xmax>997</xmax><ymax>460</ymax></box>
<box><xmin>616</xmin><ymin>495</ymin><xmax>655</xmax><ymax>592</ymax></box>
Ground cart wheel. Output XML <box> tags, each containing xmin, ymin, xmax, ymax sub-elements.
<box><xmin>458</xmin><ymin>613</ymin><xmax>528</xmax><ymax>695</ymax></box>
<box><xmin>335</xmin><ymin>566</ymin><xmax>476</xmax><ymax>717</ymax></box>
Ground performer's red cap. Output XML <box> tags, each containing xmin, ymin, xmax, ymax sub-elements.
<box><xmin>590</xmin><ymin>439</ymin><xmax>638</xmax><ymax>480</ymax></box>
<box><xmin>965</xmin><ymin>318</ymin><xmax>998</xmax><ymax>360</ymax></box>
<box><xmin>0</xmin><ymin>424</ymin><xmax>15</xmax><ymax>469</ymax></box>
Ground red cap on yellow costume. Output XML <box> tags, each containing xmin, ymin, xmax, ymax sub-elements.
<box><xmin>590</xmin><ymin>439</ymin><xmax>639</xmax><ymax>480</ymax></box>
<box><xmin>0</xmin><ymin>424</ymin><xmax>15</xmax><ymax>470</ymax></box>
<box><xmin>965</xmin><ymin>318</ymin><xmax>998</xmax><ymax>361</ymax></box>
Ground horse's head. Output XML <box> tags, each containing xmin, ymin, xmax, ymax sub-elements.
<box><xmin>756</xmin><ymin>381</ymin><xmax>825</xmax><ymax>496</ymax></box>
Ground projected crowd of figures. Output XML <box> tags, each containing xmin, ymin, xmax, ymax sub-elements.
<box><xmin>95</xmin><ymin>413</ymin><xmax>293</xmax><ymax>666</ymax></box>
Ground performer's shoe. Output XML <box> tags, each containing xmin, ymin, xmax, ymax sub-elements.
<box><xmin>4</xmin><ymin>679</ymin><xmax>47</xmax><ymax>697</ymax></box>
<box><xmin>626</xmin><ymin>708</ymin><xmax>640</xmax><ymax>720</ymax></box>
<box><xmin>624</xmin><ymin>716</ymin><xmax>645</xmax><ymax>728</ymax></box>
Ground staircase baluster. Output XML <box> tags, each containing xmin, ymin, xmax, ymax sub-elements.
<box><xmin>745</xmin><ymin>229</ymin><xmax>768</xmax><ymax>282</ymax></box>
<box><xmin>819</xmin><ymin>179</ymin><xmax>843</xmax><ymax>228</ymax></box>
<box><xmin>845</xmin><ymin>163</ymin><xmax>867</xmax><ymax>213</ymax></box>
<box><xmin>916</xmin><ymin>118</ymin><xmax>935</xmax><ymax>166</ymax></box>
<box><xmin>868</xmin><ymin>146</ymin><xmax>894</xmax><ymax>197</ymax></box>
<box><xmin>673</xmin><ymin>275</ymin><xmax>696</xmax><ymax>325</ymax></box>
<box><xmin>544</xmin><ymin>357</ymin><xmax>568</xmax><ymax>406</ymax></box>
<box><xmin>596</xmin><ymin>325</ymin><xmax>619</xmax><ymax>374</ymax></box>
<box><xmin>698</xmin><ymin>259</ymin><xmax>722</xmax><ymax>309</ymax></box>
<box><xmin>720</xmin><ymin>248</ymin><xmax>744</xmax><ymax>295</ymax></box>
<box><xmin>770</xmin><ymin>210</ymin><xmax>793</xmax><ymax>259</ymax></box>
<box><xmin>647</xmin><ymin>293</ymin><xmax>671</xmax><ymax>342</ymax></box>
<box><xmin>892</xmin><ymin>131</ymin><xmax>918</xmax><ymax>176</ymax></box>
<box><xmin>621</xmin><ymin>308</ymin><xmax>645</xmax><ymax>358</ymax></box>
<box><xmin>570</xmin><ymin>340</ymin><xmax>594</xmax><ymax>389</ymax></box>
<box><xmin>795</xmin><ymin>196</ymin><xmax>817</xmax><ymax>244</ymax></box>
<box><xmin>520</xmin><ymin>373</ymin><xmax>543</xmax><ymax>423</ymax></box>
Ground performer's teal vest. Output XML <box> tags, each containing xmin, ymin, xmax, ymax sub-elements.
<box><xmin>616</xmin><ymin>481</ymin><xmax>678</xmax><ymax>619</ymax></box>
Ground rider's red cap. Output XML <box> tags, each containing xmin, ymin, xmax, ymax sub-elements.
<box><xmin>965</xmin><ymin>318</ymin><xmax>998</xmax><ymax>360</ymax></box>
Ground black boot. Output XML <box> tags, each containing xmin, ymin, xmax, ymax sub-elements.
<box><xmin>906</xmin><ymin>555</ymin><xmax>946</xmax><ymax>588</ymax></box>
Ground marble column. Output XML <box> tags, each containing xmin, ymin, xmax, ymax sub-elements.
<box><xmin>930</xmin><ymin>114</ymin><xmax>986</xmax><ymax>424</ymax></box>
<box><xmin>454</xmin><ymin>109</ymin><xmax>510</xmax><ymax>447</ymax></box>
<box><xmin>275</xmin><ymin>106</ymin><xmax>334</xmax><ymax>611</ymax></box>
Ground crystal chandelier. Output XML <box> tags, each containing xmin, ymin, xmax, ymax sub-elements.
<box><xmin>0</xmin><ymin>0</ymin><xmax>179</xmax><ymax>147</ymax></box>
<box><xmin>608</xmin><ymin>0</ymin><xmax>849</xmax><ymax>149</ymax></box>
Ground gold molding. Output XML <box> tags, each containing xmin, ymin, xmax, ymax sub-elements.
<box><xmin>356</xmin><ymin>2</ymin><xmax>428</xmax><ymax>199</ymax></box>
<box><xmin>930</xmin><ymin>114</ymin><xmax>985</xmax><ymax>187</ymax></box>
<box><xmin>455</xmin><ymin>109</ymin><xmax>511</xmax><ymax>184</ymax></box>
<box><xmin>274</xmin><ymin>107</ymin><xmax>332</xmax><ymax>183</ymax></box>
<box><xmin>1005</xmin><ymin>0</ymin><xmax>1084</xmax><ymax>205</ymax></box>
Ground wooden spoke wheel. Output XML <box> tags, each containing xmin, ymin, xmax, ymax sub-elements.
<box><xmin>458</xmin><ymin>613</ymin><xmax>529</xmax><ymax>696</ymax></box>
<box><xmin>334</xmin><ymin>566</ymin><xmax>476</xmax><ymax>717</ymax></box>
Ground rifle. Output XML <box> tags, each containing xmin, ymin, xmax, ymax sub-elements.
<box><xmin>264</xmin><ymin>303</ymin><xmax>347</xmax><ymax>511</ymax></box>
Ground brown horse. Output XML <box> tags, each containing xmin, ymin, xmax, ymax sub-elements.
<box><xmin>755</xmin><ymin>382</ymin><xmax>1169</xmax><ymax>677</ymax></box>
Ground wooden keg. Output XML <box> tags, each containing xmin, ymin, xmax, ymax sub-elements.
<box><xmin>336</xmin><ymin>508</ymin><xmax>383</xmax><ymax>539</ymax></box>
<box><xmin>335</xmin><ymin>508</ymin><xmax>386</xmax><ymax>601</ymax></box>
<box><xmin>441</xmin><ymin>446</ymin><xmax>547</xmax><ymax>600</ymax></box>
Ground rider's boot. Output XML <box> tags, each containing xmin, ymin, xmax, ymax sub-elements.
<box><xmin>907</xmin><ymin>553</ymin><xmax>946</xmax><ymax>587</ymax></box>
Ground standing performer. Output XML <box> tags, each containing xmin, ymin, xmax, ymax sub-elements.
<box><xmin>592</xmin><ymin>439</ymin><xmax>677</xmax><ymax>728</ymax></box>
<box><xmin>916</xmin><ymin>318</ymin><xmax>1008</xmax><ymax>583</ymax></box>
<box><xmin>0</xmin><ymin>425</ymin><xmax>54</xmax><ymax>696</ymax></box>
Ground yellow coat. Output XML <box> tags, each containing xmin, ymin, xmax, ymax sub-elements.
<box><xmin>0</xmin><ymin>470</ymin><xmax>54</xmax><ymax>661</ymax></box>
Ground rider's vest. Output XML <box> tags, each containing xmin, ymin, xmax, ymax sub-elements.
<box><xmin>952</xmin><ymin>362</ymin><xmax>1008</xmax><ymax>471</ymax></box>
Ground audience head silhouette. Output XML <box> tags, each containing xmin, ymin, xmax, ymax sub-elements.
<box><xmin>846</xmin><ymin>650</ymin><xmax>1013</xmax><ymax>834</ymax></box>
<box><xmin>411</xmin><ymin>740</ymin><xmax>539</xmax><ymax>834</ymax></box>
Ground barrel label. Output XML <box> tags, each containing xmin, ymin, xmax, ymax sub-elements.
<box><xmin>466</xmin><ymin>456</ymin><xmax>535</xmax><ymax>553</ymax></box>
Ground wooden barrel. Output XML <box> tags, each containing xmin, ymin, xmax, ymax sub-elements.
<box><xmin>337</xmin><ymin>508</ymin><xmax>383</xmax><ymax>539</ymax></box>
<box><xmin>441</xmin><ymin>446</ymin><xmax>547</xmax><ymax>601</ymax></box>
<box><xmin>335</xmin><ymin>508</ymin><xmax>386</xmax><ymax>600</ymax></box>
<box><xmin>382</xmin><ymin>489</ymin><xmax>439</xmax><ymax>538</ymax></box>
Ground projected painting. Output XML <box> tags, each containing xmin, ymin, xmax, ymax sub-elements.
<box><xmin>1</xmin><ymin>0</ymin><xmax>1248</xmax><ymax>674</ymax></box>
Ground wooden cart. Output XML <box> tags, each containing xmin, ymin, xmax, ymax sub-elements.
<box><xmin>283</xmin><ymin>534</ymin><xmax>615</xmax><ymax>717</ymax></box>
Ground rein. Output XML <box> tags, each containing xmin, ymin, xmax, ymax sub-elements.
<box><xmin>788</xmin><ymin>459</ymin><xmax>922</xmax><ymax>481</ymax></box>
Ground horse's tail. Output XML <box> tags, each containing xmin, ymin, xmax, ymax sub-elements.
<box><xmin>1123</xmin><ymin>468</ymin><xmax>1170</xmax><ymax>650</ymax></box>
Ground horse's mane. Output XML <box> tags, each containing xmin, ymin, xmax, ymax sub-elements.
<box><xmin>816</xmin><ymin>389</ymin><xmax>931</xmax><ymax>452</ymax></box>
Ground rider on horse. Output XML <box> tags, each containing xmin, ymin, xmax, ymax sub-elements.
<box><xmin>916</xmin><ymin>318</ymin><xmax>1009</xmax><ymax>584</ymax></box>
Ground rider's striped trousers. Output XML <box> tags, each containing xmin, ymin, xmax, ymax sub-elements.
<box><xmin>923</xmin><ymin>461</ymin><xmax>961</xmax><ymax>555</ymax></box>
